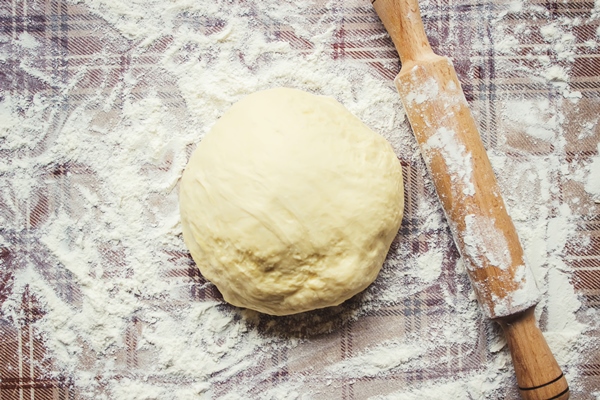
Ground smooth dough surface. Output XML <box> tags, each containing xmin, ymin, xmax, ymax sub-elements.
<box><xmin>180</xmin><ymin>87</ymin><xmax>404</xmax><ymax>315</ymax></box>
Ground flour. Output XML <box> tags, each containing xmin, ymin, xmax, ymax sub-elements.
<box><xmin>414</xmin><ymin>247</ymin><xmax>444</xmax><ymax>283</ymax></box>
<box><xmin>424</xmin><ymin>127</ymin><xmax>476</xmax><ymax>196</ymax></box>
<box><xmin>503</xmin><ymin>99</ymin><xmax>557</xmax><ymax>142</ymax></box>
<box><xmin>325</xmin><ymin>340</ymin><xmax>426</xmax><ymax>378</ymax></box>
<box><xmin>584</xmin><ymin>143</ymin><xmax>600</xmax><ymax>202</ymax></box>
<box><xmin>0</xmin><ymin>0</ymin><xmax>597</xmax><ymax>398</ymax></box>
<box><xmin>463</xmin><ymin>215</ymin><xmax>511</xmax><ymax>272</ymax></box>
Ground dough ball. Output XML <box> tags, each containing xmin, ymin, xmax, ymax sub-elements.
<box><xmin>179</xmin><ymin>87</ymin><xmax>404</xmax><ymax>315</ymax></box>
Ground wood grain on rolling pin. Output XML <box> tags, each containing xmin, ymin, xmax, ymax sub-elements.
<box><xmin>395</xmin><ymin>59</ymin><xmax>540</xmax><ymax>318</ymax></box>
<box><xmin>372</xmin><ymin>0</ymin><xmax>569</xmax><ymax>398</ymax></box>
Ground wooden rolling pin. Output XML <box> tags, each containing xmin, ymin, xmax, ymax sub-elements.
<box><xmin>372</xmin><ymin>0</ymin><xmax>569</xmax><ymax>398</ymax></box>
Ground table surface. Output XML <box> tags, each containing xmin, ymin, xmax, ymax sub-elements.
<box><xmin>1</xmin><ymin>0</ymin><xmax>599</xmax><ymax>399</ymax></box>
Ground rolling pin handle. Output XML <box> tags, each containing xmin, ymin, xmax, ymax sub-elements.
<box><xmin>496</xmin><ymin>307</ymin><xmax>569</xmax><ymax>400</ymax></box>
<box><xmin>372</xmin><ymin>0</ymin><xmax>434</xmax><ymax>64</ymax></box>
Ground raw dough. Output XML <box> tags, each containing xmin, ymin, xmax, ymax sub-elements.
<box><xmin>179</xmin><ymin>88</ymin><xmax>404</xmax><ymax>315</ymax></box>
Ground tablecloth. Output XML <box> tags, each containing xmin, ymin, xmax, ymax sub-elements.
<box><xmin>1</xmin><ymin>0</ymin><xmax>599</xmax><ymax>398</ymax></box>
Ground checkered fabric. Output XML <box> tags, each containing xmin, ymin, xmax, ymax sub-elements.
<box><xmin>0</xmin><ymin>0</ymin><xmax>599</xmax><ymax>399</ymax></box>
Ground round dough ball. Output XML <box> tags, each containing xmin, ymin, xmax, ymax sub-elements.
<box><xmin>179</xmin><ymin>87</ymin><xmax>404</xmax><ymax>315</ymax></box>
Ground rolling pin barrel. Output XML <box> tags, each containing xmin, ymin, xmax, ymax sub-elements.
<box><xmin>372</xmin><ymin>0</ymin><xmax>569</xmax><ymax>398</ymax></box>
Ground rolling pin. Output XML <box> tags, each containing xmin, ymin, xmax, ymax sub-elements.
<box><xmin>372</xmin><ymin>0</ymin><xmax>569</xmax><ymax>398</ymax></box>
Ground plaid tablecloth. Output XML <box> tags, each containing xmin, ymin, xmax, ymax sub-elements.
<box><xmin>1</xmin><ymin>0</ymin><xmax>599</xmax><ymax>399</ymax></box>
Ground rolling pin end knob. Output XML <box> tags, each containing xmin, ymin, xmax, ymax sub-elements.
<box><xmin>496</xmin><ymin>306</ymin><xmax>569</xmax><ymax>400</ymax></box>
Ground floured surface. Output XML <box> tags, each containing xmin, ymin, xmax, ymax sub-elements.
<box><xmin>0</xmin><ymin>0</ymin><xmax>599</xmax><ymax>399</ymax></box>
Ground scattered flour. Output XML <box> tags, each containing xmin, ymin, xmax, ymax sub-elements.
<box><xmin>463</xmin><ymin>215</ymin><xmax>512</xmax><ymax>272</ymax></box>
<box><xmin>584</xmin><ymin>143</ymin><xmax>600</xmax><ymax>202</ymax></box>
<box><xmin>424</xmin><ymin>127</ymin><xmax>476</xmax><ymax>196</ymax></box>
<box><xmin>414</xmin><ymin>248</ymin><xmax>444</xmax><ymax>283</ymax></box>
<box><xmin>503</xmin><ymin>99</ymin><xmax>557</xmax><ymax>142</ymax></box>
<box><xmin>325</xmin><ymin>340</ymin><xmax>426</xmax><ymax>378</ymax></box>
<box><xmin>0</xmin><ymin>0</ymin><xmax>597</xmax><ymax>398</ymax></box>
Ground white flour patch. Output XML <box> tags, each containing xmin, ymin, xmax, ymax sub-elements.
<box><xmin>415</xmin><ymin>248</ymin><xmax>444</xmax><ymax>283</ymax></box>
<box><xmin>0</xmin><ymin>0</ymin><xmax>596</xmax><ymax>398</ymax></box>
<box><xmin>583</xmin><ymin>144</ymin><xmax>600</xmax><ymax>202</ymax></box>
<box><xmin>325</xmin><ymin>340</ymin><xmax>426</xmax><ymax>378</ymax></box>
<box><xmin>502</xmin><ymin>99</ymin><xmax>557</xmax><ymax>142</ymax></box>
<box><xmin>423</xmin><ymin>127</ymin><xmax>476</xmax><ymax>196</ymax></box>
